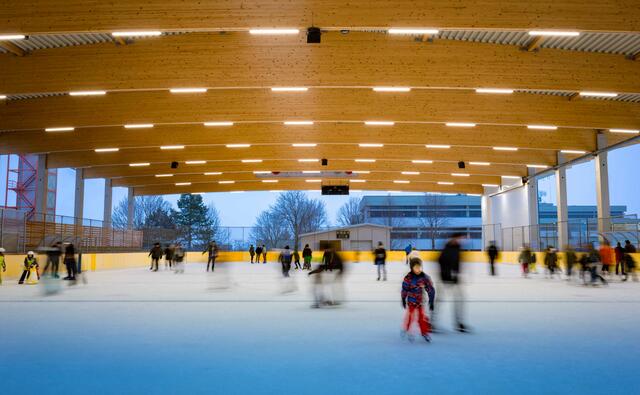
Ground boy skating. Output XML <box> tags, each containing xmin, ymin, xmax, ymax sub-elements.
<box><xmin>19</xmin><ymin>251</ymin><xmax>39</xmax><ymax>285</ymax></box>
<box><xmin>0</xmin><ymin>248</ymin><xmax>6</xmax><ymax>285</ymax></box>
<box><xmin>401</xmin><ymin>258</ymin><xmax>435</xmax><ymax>343</ymax></box>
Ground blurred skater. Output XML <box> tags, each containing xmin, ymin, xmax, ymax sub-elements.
<box><xmin>203</xmin><ymin>241</ymin><xmax>219</xmax><ymax>272</ymax></box>
<box><xmin>149</xmin><ymin>242</ymin><xmax>162</xmax><ymax>272</ymax></box>
<box><xmin>404</xmin><ymin>243</ymin><xmax>412</xmax><ymax>265</ymax></box>
<box><xmin>249</xmin><ymin>244</ymin><xmax>255</xmax><ymax>263</ymax></box>
<box><xmin>584</xmin><ymin>243</ymin><xmax>606</xmax><ymax>286</ymax></box>
<box><xmin>436</xmin><ymin>233</ymin><xmax>469</xmax><ymax>333</ymax></box>
<box><xmin>255</xmin><ymin>245</ymin><xmax>263</xmax><ymax>264</ymax></box>
<box><xmin>623</xmin><ymin>240</ymin><xmax>637</xmax><ymax>282</ymax></box>
<box><xmin>261</xmin><ymin>244</ymin><xmax>267</xmax><ymax>263</ymax></box>
<box><xmin>302</xmin><ymin>244</ymin><xmax>312</xmax><ymax>270</ymax></box>
<box><xmin>487</xmin><ymin>242</ymin><xmax>499</xmax><ymax>276</ymax></box>
<box><xmin>19</xmin><ymin>251</ymin><xmax>39</xmax><ymax>285</ymax></box>
<box><xmin>279</xmin><ymin>246</ymin><xmax>293</xmax><ymax>277</ymax></box>
<box><xmin>614</xmin><ymin>242</ymin><xmax>625</xmax><ymax>277</ymax></box>
<box><xmin>565</xmin><ymin>245</ymin><xmax>577</xmax><ymax>280</ymax></box>
<box><xmin>544</xmin><ymin>246</ymin><xmax>560</xmax><ymax>278</ymax></box>
<box><xmin>374</xmin><ymin>241</ymin><xmax>387</xmax><ymax>281</ymax></box>
<box><xmin>63</xmin><ymin>242</ymin><xmax>77</xmax><ymax>281</ymax></box>
<box><xmin>174</xmin><ymin>243</ymin><xmax>185</xmax><ymax>274</ymax></box>
<box><xmin>164</xmin><ymin>244</ymin><xmax>174</xmax><ymax>270</ymax></box>
<box><xmin>599</xmin><ymin>240</ymin><xmax>613</xmax><ymax>277</ymax></box>
<box><xmin>518</xmin><ymin>245</ymin><xmax>533</xmax><ymax>278</ymax></box>
<box><xmin>401</xmin><ymin>258</ymin><xmax>435</xmax><ymax>343</ymax></box>
<box><xmin>293</xmin><ymin>249</ymin><xmax>301</xmax><ymax>270</ymax></box>
<box><xmin>43</xmin><ymin>241</ymin><xmax>62</xmax><ymax>278</ymax></box>
<box><xmin>308</xmin><ymin>248</ymin><xmax>345</xmax><ymax>307</ymax></box>
<box><xmin>0</xmin><ymin>248</ymin><xmax>6</xmax><ymax>285</ymax></box>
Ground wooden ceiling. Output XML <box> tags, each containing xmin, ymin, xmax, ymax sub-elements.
<box><xmin>1</xmin><ymin>1</ymin><xmax>639</xmax><ymax>196</ymax></box>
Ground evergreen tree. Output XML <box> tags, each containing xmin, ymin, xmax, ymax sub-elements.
<box><xmin>173</xmin><ymin>194</ymin><xmax>213</xmax><ymax>249</ymax></box>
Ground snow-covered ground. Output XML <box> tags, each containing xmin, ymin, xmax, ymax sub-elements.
<box><xmin>1</xmin><ymin>260</ymin><xmax>638</xmax><ymax>394</ymax></box>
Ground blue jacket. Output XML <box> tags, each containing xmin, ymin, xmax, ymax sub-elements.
<box><xmin>401</xmin><ymin>272</ymin><xmax>435</xmax><ymax>308</ymax></box>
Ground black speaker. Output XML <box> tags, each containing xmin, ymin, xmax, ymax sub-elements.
<box><xmin>321</xmin><ymin>158</ymin><xmax>328</xmax><ymax>166</ymax></box>
<box><xmin>458</xmin><ymin>161</ymin><xmax>465</xmax><ymax>169</ymax></box>
<box><xmin>307</xmin><ymin>27</ymin><xmax>321</xmax><ymax>43</ymax></box>
<box><xmin>322</xmin><ymin>185</ymin><xmax>349</xmax><ymax>195</ymax></box>
<box><xmin>170</xmin><ymin>161</ymin><xmax>179</xmax><ymax>169</ymax></box>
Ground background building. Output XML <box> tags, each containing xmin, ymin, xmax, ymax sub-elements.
<box><xmin>299</xmin><ymin>223</ymin><xmax>391</xmax><ymax>252</ymax></box>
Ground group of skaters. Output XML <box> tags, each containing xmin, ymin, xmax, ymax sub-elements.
<box><xmin>148</xmin><ymin>242</ymin><xmax>187</xmax><ymax>273</ymax></box>
<box><xmin>0</xmin><ymin>242</ymin><xmax>84</xmax><ymax>286</ymax></box>
<box><xmin>272</xmin><ymin>243</ymin><xmax>314</xmax><ymax>274</ymax></box>
<box><xmin>517</xmin><ymin>239</ymin><xmax>637</xmax><ymax>285</ymax></box>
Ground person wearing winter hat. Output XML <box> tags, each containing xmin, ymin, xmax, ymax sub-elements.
<box><xmin>19</xmin><ymin>251</ymin><xmax>39</xmax><ymax>285</ymax></box>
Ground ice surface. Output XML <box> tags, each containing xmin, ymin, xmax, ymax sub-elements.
<box><xmin>1</xmin><ymin>260</ymin><xmax>638</xmax><ymax>394</ymax></box>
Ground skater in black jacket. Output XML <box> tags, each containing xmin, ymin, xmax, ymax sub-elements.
<box><xmin>373</xmin><ymin>242</ymin><xmax>387</xmax><ymax>281</ymax></box>
<box><xmin>436</xmin><ymin>233</ymin><xmax>469</xmax><ymax>333</ymax></box>
<box><xmin>149</xmin><ymin>243</ymin><xmax>163</xmax><ymax>272</ymax></box>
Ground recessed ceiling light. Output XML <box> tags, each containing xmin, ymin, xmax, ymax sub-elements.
<box><xmin>185</xmin><ymin>161</ymin><xmax>206</xmax><ymax>165</ymax></box>
<box><xmin>204</xmin><ymin>172</ymin><xmax>222</xmax><ymax>176</ymax></box>
<box><xmin>69</xmin><ymin>90</ymin><xmax>107</xmax><ymax>96</ymax></box>
<box><xmin>262</xmin><ymin>179</ymin><xmax>279</xmax><ymax>183</ymax></box>
<box><xmin>160</xmin><ymin>145</ymin><xmax>185</xmax><ymax>150</ymax></box>
<box><xmin>350</xmin><ymin>179</ymin><xmax>366</xmax><ymax>183</ymax></box>
<box><xmin>528</xmin><ymin>31</ymin><xmax>580</xmax><ymax>37</ymax></box>
<box><xmin>242</xmin><ymin>159</ymin><xmax>263</xmax><ymax>163</ymax></box>
<box><xmin>451</xmin><ymin>173</ymin><xmax>470</xmax><ymax>177</ymax></box>
<box><xmin>364</xmin><ymin>121</ymin><xmax>394</xmax><ymax>126</ymax></box>
<box><xmin>298</xmin><ymin>159</ymin><xmax>320</xmax><ymax>162</ymax></box>
<box><xmin>493</xmin><ymin>147</ymin><xmax>518</xmax><ymax>151</ymax></box>
<box><xmin>0</xmin><ymin>34</ymin><xmax>26</xmax><ymax>40</ymax></box>
<box><xmin>169</xmin><ymin>88</ymin><xmax>207</xmax><ymax>93</ymax></box>
<box><xmin>609</xmin><ymin>128</ymin><xmax>639</xmax><ymax>134</ymax></box>
<box><xmin>94</xmin><ymin>148</ymin><xmax>119</xmax><ymax>153</ymax></box>
<box><xmin>359</xmin><ymin>143</ymin><xmax>384</xmax><ymax>148</ymax></box>
<box><xmin>561</xmin><ymin>149</ymin><xmax>586</xmax><ymax>154</ymax></box>
<box><xmin>305</xmin><ymin>179</ymin><xmax>322</xmax><ymax>183</ymax></box>
<box><xmin>249</xmin><ymin>29</ymin><xmax>300</xmax><ymax>35</ymax></box>
<box><xmin>412</xmin><ymin>160</ymin><xmax>433</xmax><ymax>164</ymax></box>
<box><xmin>292</xmin><ymin>143</ymin><xmax>317</xmax><ymax>147</ymax></box>
<box><xmin>253</xmin><ymin>171</ymin><xmax>271</xmax><ymax>175</ymax></box>
<box><xmin>204</xmin><ymin>121</ymin><xmax>234</xmax><ymax>127</ymax></box>
<box><xmin>124</xmin><ymin>124</ymin><xmax>154</xmax><ymax>129</ymax></box>
<box><xmin>527</xmin><ymin>164</ymin><xmax>549</xmax><ymax>169</ymax></box>
<box><xmin>388</xmin><ymin>28</ymin><xmax>439</xmax><ymax>35</ymax></box>
<box><xmin>219</xmin><ymin>180</ymin><xmax>235</xmax><ymax>184</ymax></box>
<box><xmin>482</xmin><ymin>184</ymin><xmax>499</xmax><ymax>187</ymax></box>
<box><xmin>129</xmin><ymin>163</ymin><xmax>150</xmax><ymax>167</ymax></box>
<box><xmin>284</xmin><ymin>121</ymin><xmax>314</xmax><ymax>125</ymax></box>
<box><xmin>469</xmin><ymin>161</ymin><xmax>490</xmax><ymax>166</ymax></box>
<box><xmin>394</xmin><ymin>180</ymin><xmax>410</xmax><ymax>184</ymax></box>
<box><xmin>467</xmin><ymin>194</ymin><xmax>482</xmax><ymax>197</ymax></box>
<box><xmin>155</xmin><ymin>174</ymin><xmax>173</xmax><ymax>177</ymax></box>
<box><xmin>438</xmin><ymin>181</ymin><xmax>454</xmax><ymax>185</ymax></box>
<box><xmin>175</xmin><ymin>182</ymin><xmax>191</xmax><ymax>186</ymax></box>
<box><xmin>426</xmin><ymin>144</ymin><xmax>451</xmax><ymax>149</ymax></box>
<box><xmin>112</xmin><ymin>31</ymin><xmax>162</xmax><ymax>37</ymax></box>
<box><xmin>45</xmin><ymin>127</ymin><xmax>75</xmax><ymax>132</ymax></box>
<box><xmin>475</xmin><ymin>88</ymin><xmax>514</xmax><ymax>94</ymax></box>
<box><xmin>355</xmin><ymin>159</ymin><xmax>376</xmax><ymax>163</ymax></box>
<box><xmin>271</xmin><ymin>87</ymin><xmax>308</xmax><ymax>92</ymax></box>
<box><xmin>226</xmin><ymin>144</ymin><xmax>251</xmax><ymax>148</ymax></box>
<box><xmin>502</xmin><ymin>175</ymin><xmax>521</xmax><ymax>179</ymax></box>
<box><xmin>372</xmin><ymin>87</ymin><xmax>411</xmax><ymax>92</ymax></box>
<box><xmin>302</xmin><ymin>170</ymin><xmax>321</xmax><ymax>174</ymax></box>
<box><xmin>445</xmin><ymin>122</ymin><xmax>476</xmax><ymax>128</ymax></box>
<box><xmin>579</xmin><ymin>91</ymin><xmax>618</xmax><ymax>98</ymax></box>
<box><xmin>352</xmin><ymin>171</ymin><xmax>370</xmax><ymax>174</ymax></box>
<box><xmin>527</xmin><ymin>125</ymin><xmax>558</xmax><ymax>130</ymax></box>
<box><xmin>401</xmin><ymin>171</ymin><xmax>420</xmax><ymax>175</ymax></box>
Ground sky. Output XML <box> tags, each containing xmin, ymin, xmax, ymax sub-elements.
<box><xmin>1</xmin><ymin>143</ymin><xmax>639</xmax><ymax>225</ymax></box>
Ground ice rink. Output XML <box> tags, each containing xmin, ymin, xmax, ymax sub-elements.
<box><xmin>1</xmin><ymin>259</ymin><xmax>638</xmax><ymax>395</ymax></box>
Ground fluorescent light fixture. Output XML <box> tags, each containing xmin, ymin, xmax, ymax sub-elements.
<box><xmin>302</xmin><ymin>170</ymin><xmax>321</xmax><ymax>174</ymax></box>
<box><xmin>230</xmin><ymin>191</ymin><xmax>245</xmax><ymax>194</ymax></box>
<box><xmin>359</xmin><ymin>143</ymin><xmax>384</xmax><ymax>148</ymax></box>
<box><xmin>69</xmin><ymin>90</ymin><xmax>107</xmax><ymax>96</ymax></box>
<box><xmin>609</xmin><ymin>128</ymin><xmax>639</xmax><ymax>134</ymax></box>
<box><xmin>355</xmin><ymin>159</ymin><xmax>376</xmax><ymax>163</ymax></box>
<box><xmin>45</xmin><ymin>127</ymin><xmax>75</xmax><ymax>132</ymax></box>
<box><xmin>426</xmin><ymin>144</ymin><xmax>451</xmax><ymax>149</ymax></box>
<box><xmin>129</xmin><ymin>163</ymin><xmax>150</xmax><ymax>167</ymax></box>
<box><xmin>253</xmin><ymin>171</ymin><xmax>272</xmax><ymax>175</ymax></box>
<box><xmin>124</xmin><ymin>124</ymin><xmax>154</xmax><ymax>129</ymax></box>
<box><xmin>475</xmin><ymin>88</ymin><xmax>514</xmax><ymax>94</ymax></box>
<box><xmin>298</xmin><ymin>159</ymin><xmax>319</xmax><ymax>163</ymax></box>
<box><xmin>262</xmin><ymin>179</ymin><xmax>279</xmax><ymax>183</ymax></box>
<box><xmin>155</xmin><ymin>174</ymin><xmax>173</xmax><ymax>177</ymax></box>
<box><xmin>438</xmin><ymin>182</ymin><xmax>454</xmax><ymax>185</ymax></box>
<box><xmin>445</xmin><ymin>122</ymin><xmax>476</xmax><ymax>128</ymax></box>
<box><xmin>219</xmin><ymin>181</ymin><xmax>235</xmax><ymax>184</ymax></box>
<box><xmin>0</xmin><ymin>34</ymin><xmax>26</xmax><ymax>40</ymax></box>
<box><xmin>204</xmin><ymin>172</ymin><xmax>222</xmax><ymax>176</ymax></box>
<box><xmin>469</xmin><ymin>161</ymin><xmax>490</xmax><ymax>166</ymax></box>
<box><xmin>191</xmin><ymin>193</ymin><xmax>205</xmax><ymax>195</ymax></box>
<box><xmin>249</xmin><ymin>29</ymin><xmax>299</xmax><ymax>35</ymax></box>
<box><xmin>292</xmin><ymin>143</ymin><xmax>317</xmax><ymax>147</ymax></box>
<box><xmin>451</xmin><ymin>173</ymin><xmax>470</xmax><ymax>177</ymax></box>
<box><xmin>402</xmin><ymin>171</ymin><xmax>420</xmax><ymax>175</ymax></box>
<box><xmin>305</xmin><ymin>179</ymin><xmax>322</xmax><ymax>183</ymax></box>
<box><xmin>528</xmin><ymin>31</ymin><xmax>580</xmax><ymax>37</ymax></box>
<box><xmin>527</xmin><ymin>125</ymin><xmax>558</xmax><ymax>130</ymax></box>
<box><xmin>394</xmin><ymin>180</ymin><xmax>410</xmax><ymax>184</ymax></box>
<box><xmin>0</xmin><ymin>95</ymin><xmax>6</xmax><ymax>100</ymax></box>
<box><xmin>226</xmin><ymin>144</ymin><xmax>250</xmax><ymax>148</ymax></box>
<box><xmin>175</xmin><ymin>182</ymin><xmax>191</xmax><ymax>186</ymax></box>
<box><xmin>185</xmin><ymin>161</ymin><xmax>206</xmax><ymax>165</ymax></box>
<box><xmin>527</xmin><ymin>164</ymin><xmax>549</xmax><ymax>169</ymax></box>
<box><xmin>412</xmin><ymin>160</ymin><xmax>433</xmax><ymax>164</ymax></box>
<box><xmin>502</xmin><ymin>175</ymin><xmax>521</xmax><ymax>179</ymax></box>
<box><xmin>482</xmin><ymin>184</ymin><xmax>499</xmax><ymax>187</ymax></box>
<box><xmin>352</xmin><ymin>171</ymin><xmax>370</xmax><ymax>175</ymax></box>
<box><xmin>284</xmin><ymin>121</ymin><xmax>314</xmax><ymax>125</ymax></box>
<box><xmin>204</xmin><ymin>121</ymin><xmax>234</xmax><ymax>127</ymax></box>
<box><xmin>467</xmin><ymin>194</ymin><xmax>481</xmax><ymax>197</ymax></box>
<box><xmin>561</xmin><ymin>149</ymin><xmax>586</xmax><ymax>155</ymax></box>
<box><xmin>364</xmin><ymin>121</ymin><xmax>394</xmax><ymax>126</ymax></box>
<box><xmin>579</xmin><ymin>91</ymin><xmax>618</xmax><ymax>98</ymax></box>
<box><xmin>241</xmin><ymin>159</ymin><xmax>263</xmax><ymax>163</ymax></box>
<box><xmin>493</xmin><ymin>146</ymin><xmax>518</xmax><ymax>151</ymax></box>
<box><xmin>350</xmin><ymin>179</ymin><xmax>366</xmax><ymax>183</ymax></box>
<box><xmin>160</xmin><ymin>145</ymin><xmax>185</xmax><ymax>150</ymax></box>
<box><xmin>271</xmin><ymin>87</ymin><xmax>308</xmax><ymax>92</ymax></box>
<box><xmin>269</xmin><ymin>190</ymin><xmax>283</xmax><ymax>193</ymax></box>
<box><xmin>94</xmin><ymin>148</ymin><xmax>119</xmax><ymax>153</ymax></box>
<box><xmin>169</xmin><ymin>88</ymin><xmax>207</xmax><ymax>93</ymax></box>
<box><xmin>388</xmin><ymin>28</ymin><xmax>439</xmax><ymax>35</ymax></box>
<box><xmin>372</xmin><ymin>87</ymin><xmax>411</xmax><ymax>92</ymax></box>
<box><xmin>112</xmin><ymin>31</ymin><xmax>162</xmax><ymax>37</ymax></box>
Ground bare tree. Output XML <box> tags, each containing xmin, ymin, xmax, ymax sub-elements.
<box><xmin>337</xmin><ymin>197</ymin><xmax>364</xmax><ymax>226</ymax></box>
<box><xmin>112</xmin><ymin>195</ymin><xmax>174</xmax><ymax>230</ymax></box>
<box><xmin>418</xmin><ymin>193</ymin><xmax>449</xmax><ymax>250</ymax></box>
<box><xmin>250</xmin><ymin>210</ymin><xmax>292</xmax><ymax>249</ymax></box>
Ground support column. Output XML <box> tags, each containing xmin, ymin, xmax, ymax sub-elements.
<box><xmin>127</xmin><ymin>187</ymin><xmax>135</xmax><ymax>230</ymax></box>
<box><xmin>555</xmin><ymin>153</ymin><xmax>569</xmax><ymax>249</ymax></box>
<box><xmin>527</xmin><ymin>168</ymin><xmax>540</xmax><ymax>250</ymax></box>
<box><xmin>34</xmin><ymin>154</ymin><xmax>47</xmax><ymax>217</ymax></box>
<box><xmin>103</xmin><ymin>179</ymin><xmax>112</xmax><ymax>228</ymax></box>
<box><xmin>74</xmin><ymin>168</ymin><xmax>85</xmax><ymax>227</ymax></box>
<box><xmin>595</xmin><ymin>132</ymin><xmax>611</xmax><ymax>240</ymax></box>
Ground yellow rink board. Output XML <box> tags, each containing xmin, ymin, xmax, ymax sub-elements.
<box><xmin>0</xmin><ymin>251</ymin><xmax>637</xmax><ymax>280</ymax></box>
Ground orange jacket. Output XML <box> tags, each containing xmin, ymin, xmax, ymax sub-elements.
<box><xmin>599</xmin><ymin>245</ymin><xmax>613</xmax><ymax>265</ymax></box>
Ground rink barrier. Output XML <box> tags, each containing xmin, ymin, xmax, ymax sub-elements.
<box><xmin>0</xmin><ymin>251</ymin><xmax>637</xmax><ymax>280</ymax></box>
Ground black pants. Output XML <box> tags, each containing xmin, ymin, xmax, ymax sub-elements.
<box><xmin>294</xmin><ymin>260</ymin><xmax>301</xmax><ymax>269</ymax></box>
<box><xmin>250</xmin><ymin>253</ymin><xmax>255</xmax><ymax>263</ymax></box>
<box><xmin>44</xmin><ymin>257</ymin><xmax>59</xmax><ymax>276</ymax></box>
<box><xmin>18</xmin><ymin>269</ymin><xmax>31</xmax><ymax>284</ymax></box>
<box><xmin>65</xmin><ymin>259</ymin><xmax>77</xmax><ymax>279</ymax></box>
<box><xmin>282</xmin><ymin>262</ymin><xmax>291</xmax><ymax>277</ymax></box>
<box><xmin>262</xmin><ymin>253</ymin><xmax>267</xmax><ymax>263</ymax></box>
<box><xmin>489</xmin><ymin>258</ymin><xmax>496</xmax><ymax>276</ymax></box>
<box><xmin>615</xmin><ymin>261</ymin><xmax>625</xmax><ymax>275</ymax></box>
<box><xmin>151</xmin><ymin>257</ymin><xmax>159</xmax><ymax>271</ymax></box>
<box><xmin>207</xmin><ymin>256</ymin><xmax>216</xmax><ymax>271</ymax></box>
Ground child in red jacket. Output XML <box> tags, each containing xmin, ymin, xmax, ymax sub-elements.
<box><xmin>401</xmin><ymin>258</ymin><xmax>436</xmax><ymax>342</ymax></box>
